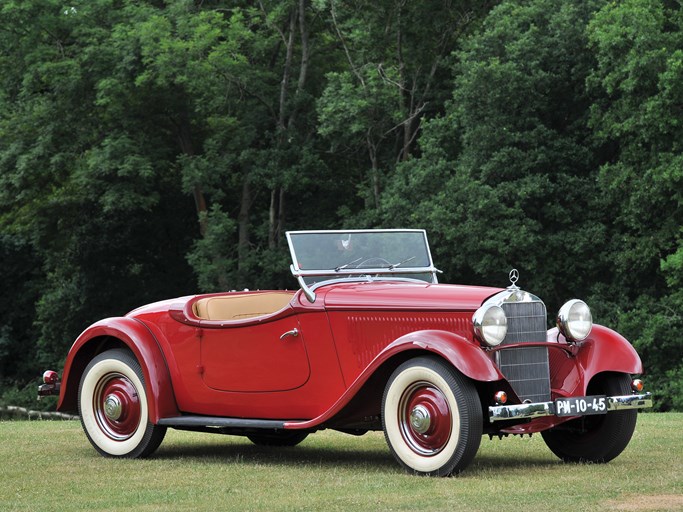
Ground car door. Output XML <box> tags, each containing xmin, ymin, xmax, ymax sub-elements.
<box><xmin>199</xmin><ymin>315</ymin><xmax>310</xmax><ymax>393</ymax></box>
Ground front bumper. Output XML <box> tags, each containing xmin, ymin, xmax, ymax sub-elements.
<box><xmin>489</xmin><ymin>392</ymin><xmax>652</xmax><ymax>422</ymax></box>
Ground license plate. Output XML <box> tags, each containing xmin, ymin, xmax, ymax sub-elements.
<box><xmin>555</xmin><ymin>395</ymin><xmax>608</xmax><ymax>417</ymax></box>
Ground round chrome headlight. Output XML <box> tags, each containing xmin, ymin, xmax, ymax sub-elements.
<box><xmin>557</xmin><ymin>299</ymin><xmax>592</xmax><ymax>341</ymax></box>
<box><xmin>473</xmin><ymin>305</ymin><xmax>508</xmax><ymax>347</ymax></box>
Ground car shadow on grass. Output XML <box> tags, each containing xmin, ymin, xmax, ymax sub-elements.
<box><xmin>151</xmin><ymin>437</ymin><xmax>559</xmax><ymax>475</ymax></box>
<box><xmin>153</xmin><ymin>440</ymin><xmax>400</xmax><ymax>472</ymax></box>
<box><xmin>469</xmin><ymin>453</ymin><xmax>559</xmax><ymax>473</ymax></box>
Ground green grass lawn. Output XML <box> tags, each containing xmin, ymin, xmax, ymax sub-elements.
<box><xmin>1</xmin><ymin>413</ymin><xmax>681</xmax><ymax>511</ymax></box>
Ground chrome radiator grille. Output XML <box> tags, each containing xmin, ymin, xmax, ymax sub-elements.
<box><xmin>498</xmin><ymin>301</ymin><xmax>550</xmax><ymax>403</ymax></box>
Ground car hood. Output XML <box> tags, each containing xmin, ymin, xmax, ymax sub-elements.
<box><xmin>321</xmin><ymin>281</ymin><xmax>502</xmax><ymax>312</ymax></box>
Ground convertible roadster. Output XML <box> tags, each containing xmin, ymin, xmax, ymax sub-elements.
<box><xmin>39</xmin><ymin>229</ymin><xmax>652</xmax><ymax>476</ymax></box>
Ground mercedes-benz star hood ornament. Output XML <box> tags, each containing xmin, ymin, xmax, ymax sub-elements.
<box><xmin>509</xmin><ymin>268</ymin><xmax>520</xmax><ymax>289</ymax></box>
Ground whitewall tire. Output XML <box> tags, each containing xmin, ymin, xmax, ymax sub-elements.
<box><xmin>78</xmin><ymin>349</ymin><xmax>166</xmax><ymax>458</ymax></box>
<box><xmin>382</xmin><ymin>356</ymin><xmax>482</xmax><ymax>476</ymax></box>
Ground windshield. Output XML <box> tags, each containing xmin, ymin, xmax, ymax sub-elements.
<box><xmin>286</xmin><ymin>230</ymin><xmax>438</xmax><ymax>289</ymax></box>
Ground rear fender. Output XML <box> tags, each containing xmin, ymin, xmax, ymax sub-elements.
<box><xmin>57</xmin><ymin>317</ymin><xmax>179</xmax><ymax>423</ymax></box>
<box><xmin>285</xmin><ymin>329</ymin><xmax>501</xmax><ymax>429</ymax></box>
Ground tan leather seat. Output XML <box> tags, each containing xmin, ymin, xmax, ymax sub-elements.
<box><xmin>193</xmin><ymin>292</ymin><xmax>295</xmax><ymax>321</ymax></box>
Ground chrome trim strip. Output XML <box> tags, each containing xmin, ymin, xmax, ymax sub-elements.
<box><xmin>158</xmin><ymin>416</ymin><xmax>287</xmax><ymax>429</ymax></box>
<box><xmin>292</xmin><ymin>266</ymin><xmax>316</xmax><ymax>303</ymax></box>
<box><xmin>37</xmin><ymin>382</ymin><xmax>61</xmax><ymax>398</ymax></box>
<box><xmin>294</xmin><ymin>273</ymin><xmax>437</xmax><ymax>304</ymax></box>
<box><xmin>489</xmin><ymin>401</ymin><xmax>555</xmax><ymax>422</ymax></box>
<box><xmin>488</xmin><ymin>392</ymin><xmax>653</xmax><ymax>422</ymax></box>
<box><xmin>309</xmin><ymin>276</ymin><xmax>429</xmax><ymax>290</ymax></box>
<box><xmin>480</xmin><ymin>287</ymin><xmax>543</xmax><ymax>308</ymax></box>
<box><xmin>292</xmin><ymin>266</ymin><xmax>441</xmax><ymax>277</ymax></box>
<box><xmin>607</xmin><ymin>393</ymin><xmax>654</xmax><ymax>411</ymax></box>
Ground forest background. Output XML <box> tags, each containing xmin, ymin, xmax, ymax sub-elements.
<box><xmin>0</xmin><ymin>0</ymin><xmax>681</xmax><ymax>411</ymax></box>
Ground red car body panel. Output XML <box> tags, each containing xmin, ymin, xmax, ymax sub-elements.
<box><xmin>55</xmin><ymin>282</ymin><xmax>644</xmax><ymax>430</ymax></box>
<box><xmin>321</xmin><ymin>281</ymin><xmax>501</xmax><ymax>310</ymax></box>
<box><xmin>285</xmin><ymin>329</ymin><xmax>505</xmax><ymax>430</ymax></box>
<box><xmin>322</xmin><ymin>282</ymin><xmax>501</xmax><ymax>387</ymax></box>
<box><xmin>117</xmin><ymin>290</ymin><xmax>346</xmax><ymax>420</ymax></box>
<box><xmin>56</xmin><ymin>316</ymin><xmax>180</xmax><ymax>423</ymax></box>
<box><xmin>546</xmin><ymin>325</ymin><xmax>643</xmax><ymax>399</ymax></box>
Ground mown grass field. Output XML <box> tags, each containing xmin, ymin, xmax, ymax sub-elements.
<box><xmin>1</xmin><ymin>413</ymin><xmax>681</xmax><ymax>511</ymax></box>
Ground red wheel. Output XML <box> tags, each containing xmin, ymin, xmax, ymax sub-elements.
<box><xmin>397</xmin><ymin>383</ymin><xmax>452</xmax><ymax>455</ymax></box>
<box><xmin>78</xmin><ymin>349</ymin><xmax>166</xmax><ymax>458</ymax></box>
<box><xmin>92</xmin><ymin>373</ymin><xmax>142</xmax><ymax>441</ymax></box>
<box><xmin>382</xmin><ymin>356</ymin><xmax>482</xmax><ymax>476</ymax></box>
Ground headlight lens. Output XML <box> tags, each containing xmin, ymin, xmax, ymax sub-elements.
<box><xmin>473</xmin><ymin>305</ymin><xmax>508</xmax><ymax>347</ymax></box>
<box><xmin>557</xmin><ymin>299</ymin><xmax>592</xmax><ymax>341</ymax></box>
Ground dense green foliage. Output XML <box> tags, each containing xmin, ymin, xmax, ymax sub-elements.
<box><xmin>1</xmin><ymin>0</ymin><xmax>681</xmax><ymax>410</ymax></box>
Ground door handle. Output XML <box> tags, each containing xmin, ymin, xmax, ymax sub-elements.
<box><xmin>280</xmin><ymin>328</ymin><xmax>299</xmax><ymax>340</ymax></box>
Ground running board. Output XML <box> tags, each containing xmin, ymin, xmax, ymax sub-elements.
<box><xmin>158</xmin><ymin>416</ymin><xmax>287</xmax><ymax>429</ymax></box>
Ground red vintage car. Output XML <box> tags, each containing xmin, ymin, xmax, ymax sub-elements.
<box><xmin>39</xmin><ymin>229</ymin><xmax>652</xmax><ymax>476</ymax></box>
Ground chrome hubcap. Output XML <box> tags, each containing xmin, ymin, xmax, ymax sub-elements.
<box><xmin>104</xmin><ymin>394</ymin><xmax>122</xmax><ymax>421</ymax></box>
<box><xmin>410</xmin><ymin>404</ymin><xmax>431</xmax><ymax>434</ymax></box>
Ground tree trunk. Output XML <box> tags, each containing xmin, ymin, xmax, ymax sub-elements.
<box><xmin>268</xmin><ymin>187</ymin><xmax>286</xmax><ymax>248</ymax></box>
<box><xmin>192</xmin><ymin>185</ymin><xmax>208</xmax><ymax>238</ymax></box>
<box><xmin>278</xmin><ymin>8</ymin><xmax>297</xmax><ymax>133</ymax></box>
<box><xmin>368</xmin><ymin>135</ymin><xmax>381</xmax><ymax>209</ymax></box>
<box><xmin>177</xmin><ymin>116</ymin><xmax>208</xmax><ymax>237</ymax></box>
<box><xmin>277</xmin><ymin>187</ymin><xmax>285</xmax><ymax>246</ymax></box>
<box><xmin>268</xmin><ymin>188</ymin><xmax>277</xmax><ymax>249</ymax></box>
<box><xmin>270</xmin><ymin>2</ymin><xmax>307</xmax><ymax>246</ymax></box>
<box><xmin>238</xmin><ymin>175</ymin><xmax>251</xmax><ymax>273</ymax></box>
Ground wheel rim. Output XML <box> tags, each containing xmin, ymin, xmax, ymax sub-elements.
<box><xmin>398</xmin><ymin>382</ymin><xmax>452</xmax><ymax>456</ymax></box>
<box><xmin>92</xmin><ymin>372</ymin><xmax>141</xmax><ymax>441</ymax></box>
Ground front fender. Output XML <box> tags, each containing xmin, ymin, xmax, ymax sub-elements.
<box><xmin>576</xmin><ymin>324</ymin><xmax>643</xmax><ymax>383</ymax></box>
<box><xmin>285</xmin><ymin>329</ymin><xmax>501</xmax><ymax>429</ymax></box>
<box><xmin>386</xmin><ymin>330</ymin><xmax>503</xmax><ymax>382</ymax></box>
<box><xmin>57</xmin><ymin>317</ymin><xmax>179</xmax><ymax>423</ymax></box>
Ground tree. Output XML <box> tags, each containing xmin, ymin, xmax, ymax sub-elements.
<box><xmin>0</xmin><ymin>235</ymin><xmax>42</xmax><ymax>387</ymax></box>
<box><xmin>382</xmin><ymin>0</ymin><xmax>606</xmax><ymax>308</ymax></box>
<box><xmin>0</xmin><ymin>0</ymin><xmax>198</xmax><ymax>374</ymax></box>
<box><xmin>1</xmin><ymin>0</ymin><xmax>680</xmax><ymax>411</ymax></box>
<box><xmin>587</xmin><ymin>0</ymin><xmax>683</xmax><ymax>409</ymax></box>
<box><xmin>316</xmin><ymin>0</ymin><xmax>489</xmax><ymax>215</ymax></box>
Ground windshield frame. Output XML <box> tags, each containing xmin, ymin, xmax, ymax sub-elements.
<box><xmin>285</xmin><ymin>229</ymin><xmax>441</xmax><ymax>302</ymax></box>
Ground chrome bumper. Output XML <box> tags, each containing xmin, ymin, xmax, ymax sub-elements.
<box><xmin>37</xmin><ymin>382</ymin><xmax>60</xmax><ymax>399</ymax></box>
<box><xmin>489</xmin><ymin>392</ymin><xmax>653</xmax><ymax>423</ymax></box>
